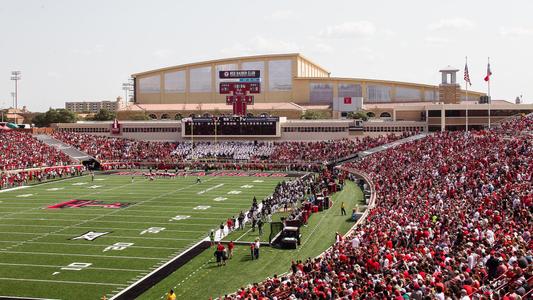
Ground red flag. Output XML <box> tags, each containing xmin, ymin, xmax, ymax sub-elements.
<box><xmin>484</xmin><ymin>62</ymin><xmax>492</xmax><ymax>82</ymax></box>
<box><xmin>344</xmin><ymin>97</ymin><xmax>352</xmax><ymax>104</ymax></box>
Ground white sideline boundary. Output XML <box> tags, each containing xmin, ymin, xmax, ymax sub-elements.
<box><xmin>0</xmin><ymin>296</ymin><xmax>60</xmax><ymax>300</ymax></box>
<box><xmin>109</xmin><ymin>237</ymin><xmax>208</xmax><ymax>300</ymax></box>
<box><xmin>0</xmin><ymin>186</ymin><xmax>30</xmax><ymax>193</ymax></box>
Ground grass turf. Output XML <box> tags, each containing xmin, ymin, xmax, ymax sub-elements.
<box><xmin>0</xmin><ymin>173</ymin><xmax>282</xmax><ymax>300</ymax></box>
<box><xmin>137</xmin><ymin>181</ymin><xmax>363</xmax><ymax>300</ymax></box>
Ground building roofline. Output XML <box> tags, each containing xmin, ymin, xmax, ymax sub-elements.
<box><xmin>132</xmin><ymin>53</ymin><xmax>329</xmax><ymax>77</ymax></box>
<box><xmin>295</xmin><ymin>76</ymin><xmax>485</xmax><ymax>94</ymax></box>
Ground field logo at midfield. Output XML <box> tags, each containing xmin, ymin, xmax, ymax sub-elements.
<box><xmin>71</xmin><ymin>231</ymin><xmax>110</xmax><ymax>241</ymax></box>
<box><xmin>140</xmin><ymin>227</ymin><xmax>165</xmax><ymax>235</ymax></box>
<box><xmin>47</xmin><ymin>199</ymin><xmax>132</xmax><ymax>209</ymax></box>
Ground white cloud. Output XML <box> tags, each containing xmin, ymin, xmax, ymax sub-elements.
<box><xmin>499</xmin><ymin>26</ymin><xmax>533</xmax><ymax>37</ymax></box>
<box><xmin>428</xmin><ymin>18</ymin><xmax>475</xmax><ymax>31</ymax></box>
<box><xmin>319</xmin><ymin>21</ymin><xmax>376</xmax><ymax>38</ymax></box>
<box><xmin>314</xmin><ymin>43</ymin><xmax>334</xmax><ymax>54</ymax></box>
<box><xmin>265</xmin><ymin>10</ymin><xmax>294</xmax><ymax>20</ymax></box>
<box><xmin>47</xmin><ymin>71</ymin><xmax>61</xmax><ymax>78</ymax></box>
<box><xmin>72</xmin><ymin>44</ymin><xmax>105</xmax><ymax>55</ymax></box>
<box><xmin>425</xmin><ymin>36</ymin><xmax>451</xmax><ymax>45</ymax></box>
<box><xmin>153</xmin><ymin>49</ymin><xmax>174</xmax><ymax>59</ymax></box>
<box><xmin>220</xmin><ymin>36</ymin><xmax>300</xmax><ymax>55</ymax></box>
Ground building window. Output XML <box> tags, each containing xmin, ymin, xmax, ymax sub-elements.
<box><xmin>164</xmin><ymin>70</ymin><xmax>186</xmax><ymax>93</ymax></box>
<box><xmin>189</xmin><ymin>66</ymin><xmax>212</xmax><ymax>93</ymax></box>
<box><xmin>395</xmin><ymin>87</ymin><xmax>421</xmax><ymax>101</ymax></box>
<box><xmin>338</xmin><ymin>83</ymin><xmax>362</xmax><ymax>98</ymax></box>
<box><xmin>139</xmin><ymin>75</ymin><xmax>161</xmax><ymax>94</ymax></box>
<box><xmin>367</xmin><ymin>85</ymin><xmax>391</xmax><ymax>102</ymax></box>
<box><xmin>268</xmin><ymin>60</ymin><xmax>292</xmax><ymax>91</ymax></box>
<box><xmin>309</xmin><ymin>83</ymin><xmax>333</xmax><ymax>104</ymax></box>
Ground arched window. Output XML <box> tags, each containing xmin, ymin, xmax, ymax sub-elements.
<box><xmin>148</xmin><ymin>114</ymin><xmax>158</xmax><ymax>120</ymax></box>
<box><xmin>380</xmin><ymin>112</ymin><xmax>392</xmax><ymax>118</ymax></box>
<box><xmin>160</xmin><ymin>114</ymin><xmax>169</xmax><ymax>120</ymax></box>
<box><xmin>175</xmin><ymin>114</ymin><xmax>183</xmax><ymax>120</ymax></box>
<box><xmin>367</xmin><ymin>112</ymin><xmax>376</xmax><ymax>118</ymax></box>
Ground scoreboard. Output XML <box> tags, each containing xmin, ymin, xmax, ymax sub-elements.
<box><xmin>182</xmin><ymin>116</ymin><xmax>280</xmax><ymax>137</ymax></box>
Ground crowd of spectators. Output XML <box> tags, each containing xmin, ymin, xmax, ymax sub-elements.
<box><xmin>229</xmin><ymin>115</ymin><xmax>532</xmax><ymax>299</ymax></box>
<box><xmin>52</xmin><ymin>132</ymin><xmax>406</xmax><ymax>167</ymax></box>
<box><xmin>52</xmin><ymin>132</ymin><xmax>177</xmax><ymax>162</ymax></box>
<box><xmin>0</xmin><ymin>165</ymin><xmax>85</xmax><ymax>190</ymax></box>
<box><xmin>0</xmin><ymin>131</ymin><xmax>73</xmax><ymax>171</ymax></box>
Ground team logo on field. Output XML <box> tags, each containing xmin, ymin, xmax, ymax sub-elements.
<box><xmin>47</xmin><ymin>199</ymin><xmax>132</xmax><ymax>209</ymax></box>
<box><xmin>71</xmin><ymin>231</ymin><xmax>110</xmax><ymax>241</ymax></box>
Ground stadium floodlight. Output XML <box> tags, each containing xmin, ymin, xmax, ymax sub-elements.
<box><xmin>10</xmin><ymin>71</ymin><xmax>21</xmax><ymax>123</ymax></box>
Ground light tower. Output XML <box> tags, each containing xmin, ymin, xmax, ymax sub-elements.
<box><xmin>10</xmin><ymin>71</ymin><xmax>21</xmax><ymax>110</ymax></box>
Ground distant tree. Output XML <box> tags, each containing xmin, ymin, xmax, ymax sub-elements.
<box><xmin>91</xmin><ymin>109</ymin><xmax>116</xmax><ymax>121</ymax></box>
<box><xmin>300</xmin><ymin>110</ymin><xmax>329</xmax><ymax>120</ymax></box>
<box><xmin>32</xmin><ymin>108</ymin><xmax>77</xmax><ymax>127</ymax></box>
<box><xmin>347</xmin><ymin>110</ymin><xmax>370</xmax><ymax>121</ymax></box>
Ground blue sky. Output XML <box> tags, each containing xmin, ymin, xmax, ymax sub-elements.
<box><xmin>1</xmin><ymin>0</ymin><xmax>532</xmax><ymax>111</ymax></box>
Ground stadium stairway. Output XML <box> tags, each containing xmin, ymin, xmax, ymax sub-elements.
<box><xmin>335</xmin><ymin>132</ymin><xmax>430</xmax><ymax>165</ymax></box>
<box><xmin>34</xmin><ymin>134</ymin><xmax>94</xmax><ymax>162</ymax></box>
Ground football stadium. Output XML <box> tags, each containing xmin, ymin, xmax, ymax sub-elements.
<box><xmin>1</xmin><ymin>2</ymin><xmax>533</xmax><ymax>300</ymax></box>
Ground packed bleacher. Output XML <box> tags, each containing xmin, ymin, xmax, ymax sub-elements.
<box><xmin>228</xmin><ymin>115</ymin><xmax>532</xmax><ymax>299</ymax></box>
<box><xmin>0</xmin><ymin>165</ymin><xmax>85</xmax><ymax>190</ymax></box>
<box><xmin>52</xmin><ymin>132</ymin><xmax>407</xmax><ymax>166</ymax></box>
<box><xmin>0</xmin><ymin>131</ymin><xmax>73</xmax><ymax>172</ymax></box>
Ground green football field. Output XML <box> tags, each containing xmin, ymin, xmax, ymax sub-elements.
<box><xmin>139</xmin><ymin>181</ymin><xmax>363</xmax><ymax>300</ymax></box>
<box><xmin>0</xmin><ymin>173</ymin><xmax>283</xmax><ymax>300</ymax></box>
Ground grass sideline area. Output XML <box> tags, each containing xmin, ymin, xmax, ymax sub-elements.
<box><xmin>0</xmin><ymin>173</ymin><xmax>282</xmax><ymax>299</ymax></box>
<box><xmin>138</xmin><ymin>181</ymin><xmax>363</xmax><ymax>299</ymax></box>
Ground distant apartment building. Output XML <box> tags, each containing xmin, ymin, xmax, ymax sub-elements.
<box><xmin>65</xmin><ymin>98</ymin><xmax>121</xmax><ymax>113</ymax></box>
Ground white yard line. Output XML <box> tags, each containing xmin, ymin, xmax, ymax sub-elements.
<box><xmin>0</xmin><ymin>232</ymin><xmax>198</xmax><ymax>241</ymax></box>
<box><xmin>0</xmin><ymin>262</ymin><xmax>146</xmax><ymax>272</ymax></box>
<box><xmin>1</xmin><ymin>250</ymin><xmax>164</xmax><ymax>260</ymax></box>
<box><xmin>0</xmin><ymin>277</ymin><xmax>126</xmax><ymax>287</ymax></box>
<box><xmin>1</xmin><ymin>177</ymin><xmax>216</xmax><ymax>252</ymax></box>
<box><xmin>0</xmin><ymin>241</ymin><xmax>183</xmax><ymax>250</ymax></box>
<box><xmin>0</xmin><ymin>224</ymin><xmax>207</xmax><ymax>233</ymax></box>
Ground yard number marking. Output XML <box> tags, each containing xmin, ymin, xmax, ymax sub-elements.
<box><xmin>140</xmin><ymin>227</ymin><xmax>166</xmax><ymax>235</ymax></box>
<box><xmin>103</xmin><ymin>242</ymin><xmax>134</xmax><ymax>252</ymax></box>
<box><xmin>61</xmin><ymin>262</ymin><xmax>92</xmax><ymax>271</ymax></box>
<box><xmin>170</xmin><ymin>215</ymin><xmax>190</xmax><ymax>221</ymax></box>
<box><xmin>213</xmin><ymin>197</ymin><xmax>227</xmax><ymax>202</ymax></box>
<box><xmin>47</xmin><ymin>188</ymin><xmax>64</xmax><ymax>191</ymax></box>
<box><xmin>193</xmin><ymin>205</ymin><xmax>210</xmax><ymax>210</ymax></box>
<box><xmin>240</xmin><ymin>185</ymin><xmax>253</xmax><ymax>188</ymax></box>
<box><xmin>16</xmin><ymin>194</ymin><xmax>33</xmax><ymax>198</ymax></box>
<box><xmin>88</xmin><ymin>185</ymin><xmax>102</xmax><ymax>189</ymax></box>
<box><xmin>227</xmin><ymin>190</ymin><xmax>241</xmax><ymax>194</ymax></box>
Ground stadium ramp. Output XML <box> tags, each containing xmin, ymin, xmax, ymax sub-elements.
<box><xmin>34</xmin><ymin>134</ymin><xmax>94</xmax><ymax>162</ymax></box>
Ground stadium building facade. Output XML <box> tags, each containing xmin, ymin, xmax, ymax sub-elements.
<box><xmin>124</xmin><ymin>53</ymin><xmax>492</xmax><ymax>120</ymax></box>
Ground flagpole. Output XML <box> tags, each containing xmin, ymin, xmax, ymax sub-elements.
<box><xmin>487</xmin><ymin>57</ymin><xmax>491</xmax><ymax>129</ymax></box>
<box><xmin>465</xmin><ymin>56</ymin><xmax>469</xmax><ymax>131</ymax></box>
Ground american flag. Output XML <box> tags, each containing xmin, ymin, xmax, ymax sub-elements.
<box><xmin>464</xmin><ymin>62</ymin><xmax>471</xmax><ymax>86</ymax></box>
